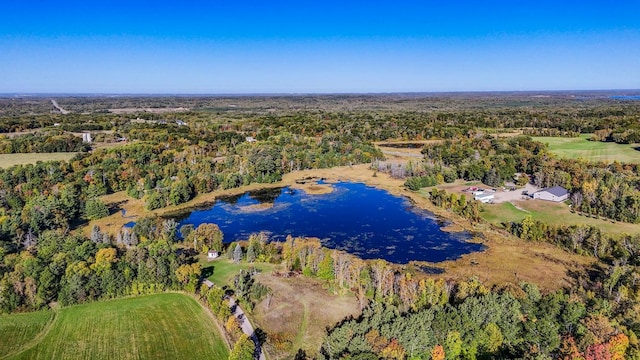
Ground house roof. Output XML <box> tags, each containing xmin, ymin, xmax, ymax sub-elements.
<box><xmin>540</xmin><ymin>186</ymin><xmax>569</xmax><ymax>197</ymax></box>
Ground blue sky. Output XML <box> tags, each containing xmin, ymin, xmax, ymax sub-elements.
<box><xmin>1</xmin><ymin>1</ymin><xmax>639</xmax><ymax>93</ymax></box>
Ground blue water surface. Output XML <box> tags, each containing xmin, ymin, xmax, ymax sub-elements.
<box><xmin>175</xmin><ymin>182</ymin><xmax>483</xmax><ymax>264</ymax></box>
<box><xmin>610</xmin><ymin>96</ymin><xmax>640</xmax><ymax>100</ymax></box>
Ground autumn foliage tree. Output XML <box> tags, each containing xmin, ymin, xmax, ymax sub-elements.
<box><xmin>185</xmin><ymin>223</ymin><xmax>223</xmax><ymax>253</ymax></box>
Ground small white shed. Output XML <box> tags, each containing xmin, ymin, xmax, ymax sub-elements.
<box><xmin>474</xmin><ymin>193</ymin><xmax>494</xmax><ymax>203</ymax></box>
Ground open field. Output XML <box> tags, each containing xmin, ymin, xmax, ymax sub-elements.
<box><xmin>533</xmin><ymin>134</ymin><xmax>640</xmax><ymax>163</ymax></box>
<box><xmin>0</xmin><ymin>153</ymin><xmax>77</xmax><ymax>169</ymax></box>
<box><xmin>431</xmin><ymin>226</ymin><xmax>595</xmax><ymax>290</ymax></box>
<box><xmin>0</xmin><ymin>311</ymin><xmax>53</xmax><ymax>357</ymax></box>
<box><xmin>198</xmin><ymin>256</ymin><xmax>277</xmax><ymax>287</ymax></box>
<box><xmin>4</xmin><ymin>294</ymin><xmax>228</xmax><ymax>360</ymax></box>
<box><xmin>481</xmin><ymin>200</ymin><xmax>640</xmax><ymax>236</ymax></box>
<box><xmin>253</xmin><ymin>274</ymin><xmax>360</xmax><ymax>359</ymax></box>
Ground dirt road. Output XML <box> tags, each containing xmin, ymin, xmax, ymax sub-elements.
<box><xmin>228</xmin><ymin>297</ymin><xmax>265</xmax><ymax>360</ymax></box>
<box><xmin>51</xmin><ymin>99</ymin><xmax>70</xmax><ymax>114</ymax></box>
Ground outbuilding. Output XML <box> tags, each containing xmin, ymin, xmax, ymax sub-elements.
<box><xmin>207</xmin><ymin>250</ymin><xmax>219</xmax><ymax>260</ymax></box>
<box><xmin>474</xmin><ymin>192</ymin><xmax>494</xmax><ymax>204</ymax></box>
<box><xmin>533</xmin><ymin>186</ymin><xmax>570</xmax><ymax>202</ymax></box>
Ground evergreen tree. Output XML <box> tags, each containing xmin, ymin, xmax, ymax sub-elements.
<box><xmin>162</xmin><ymin>219</ymin><xmax>178</xmax><ymax>242</ymax></box>
<box><xmin>246</xmin><ymin>243</ymin><xmax>256</xmax><ymax>263</ymax></box>
<box><xmin>84</xmin><ymin>199</ymin><xmax>109</xmax><ymax>220</ymax></box>
<box><xmin>482</xmin><ymin>168</ymin><xmax>501</xmax><ymax>187</ymax></box>
<box><xmin>130</xmin><ymin>232</ymin><xmax>139</xmax><ymax>246</ymax></box>
<box><xmin>233</xmin><ymin>243</ymin><xmax>243</xmax><ymax>263</ymax></box>
<box><xmin>91</xmin><ymin>225</ymin><xmax>102</xmax><ymax>244</ymax></box>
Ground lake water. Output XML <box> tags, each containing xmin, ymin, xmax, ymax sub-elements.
<box><xmin>175</xmin><ymin>182</ymin><xmax>483</xmax><ymax>264</ymax></box>
<box><xmin>610</xmin><ymin>95</ymin><xmax>640</xmax><ymax>100</ymax></box>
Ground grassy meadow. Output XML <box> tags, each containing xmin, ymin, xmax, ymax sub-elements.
<box><xmin>481</xmin><ymin>200</ymin><xmax>640</xmax><ymax>236</ymax></box>
<box><xmin>533</xmin><ymin>134</ymin><xmax>640</xmax><ymax>163</ymax></box>
<box><xmin>0</xmin><ymin>153</ymin><xmax>77</xmax><ymax>169</ymax></box>
<box><xmin>253</xmin><ymin>274</ymin><xmax>359</xmax><ymax>359</ymax></box>
<box><xmin>3</xmin><ymin>294</ymin><xmax>228</xmax><ymax>360</ymax></box>
<box><xmin>0</xmin><ymin>311</ymin><xmax>53</xmax><ymax>357</ymax></box>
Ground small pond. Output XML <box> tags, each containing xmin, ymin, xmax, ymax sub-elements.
<box><xmin>175</xmin><ymin>182</ymin><xmax>483</xmax><ymax>264</ymax></box>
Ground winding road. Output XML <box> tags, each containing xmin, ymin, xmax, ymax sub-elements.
<box><xmin>228</xmin><ymin>297</ymin><xmax>266</xmax><ymax>360</ymax></box>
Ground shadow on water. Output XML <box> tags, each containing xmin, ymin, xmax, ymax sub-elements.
<box><xmin>217</xmin><ymin>187</ymin><xmax>284</xmax><ymax>205</ymax></box>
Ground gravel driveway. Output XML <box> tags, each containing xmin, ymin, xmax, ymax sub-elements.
<box><xmin>491</xmin><ymin>183</ymin><xmax>540</xmax><ymax>203</ymax></box>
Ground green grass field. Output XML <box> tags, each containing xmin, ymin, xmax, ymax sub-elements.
<box><xmin>0</xmin><ymin>153</ymin><xmax>77</xmax><ymax>169</ymax></box>
<box><xmin>532</xmin><ymin>134</ymin><xmax>640</xmax><ymax>163</ymax></box>
<box><xmin>3</xmin><ymin>293</ymin><xmax>228</xmax><ymax>360</ymax></box>
<box><xmin>0</xmin><ymin>311</ymin><xmax>54</xmax><ymax>357</ymax></box>
<box><xmin>199</xmin><ymin>256</ymin><xmax>276</xmax><ymax>286</ymax></box>
<box><xmin>481</xmin><ymin>200</ymin><xmax>640</xmax><ymax>236</ymax></box>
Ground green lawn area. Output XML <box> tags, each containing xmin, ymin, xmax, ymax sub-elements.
<box><xmin>199</xmin><ymin>256</ymin><xmax>277</xmax><ymax>287</ymax></box>
<box><xmin>4</xmin><ymin>293</ymin><xmax>228</xmax><ymax>360</ymax></box>
<box><xmin>532</xmin><ymin>134</ymin><xmax>640</xmax><ymax>163</ymax></box>
<box><xmin>0</xmin><ymin>311</ymin><xmax>53</xmax><ymax>357</ymax></box>
<box><xmin>482</xmin><ymin>200</ymin><xmax>640</xmax><ymax>236</ymax></box>
<box><xmin>0</xmin><ymin>153</ymin><xmax>78</xmax><ymax>169</ymax></box>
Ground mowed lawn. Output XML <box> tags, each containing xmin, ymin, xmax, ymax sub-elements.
<box><xmin>532</xmin><ymin>134</ymin><xmax>640</xmax><ymax>163</ymax></box>
<box><xmin>481</xmin><ymin>200</ymin><xmax>640</xmax><ymax>236</ymax></box>
<box><xmin>5</xmin><ymin>293</ymin><xmax>228</xmax><ymax>360</ymax></box>
<box><xmin>199</xmin><ymin>255</ymin><xmax>277</xmax><ymax>287</ymax></box>
<box><xmin>0</xmin><ymin>311</ymin><xmax>53</xmax><ymax>357</ymax></box>
<box><xmin>0</xmin><ymin>153</ymin><xmax>77</xmax><ymax>169</ymax></box>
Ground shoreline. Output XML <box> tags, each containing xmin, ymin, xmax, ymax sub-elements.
<box><xmin>89</xmin><ymin>163</ymin><xmax>591</xmax><ymax>290</ymax></box>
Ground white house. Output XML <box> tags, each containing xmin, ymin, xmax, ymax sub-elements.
<box><xmin>474</xmin><ymin>192</ymin><xmax>494</xmax><ymax>203</ymax></box>
<box><xmin>207</xmin><ymin>250</ymin><xmax>219</xmax><ymax>260</ymax></box>
<box><xmin>533</xmin><ymin>186</ymin><xmax>569</xmax><ymax>202</ymax></box>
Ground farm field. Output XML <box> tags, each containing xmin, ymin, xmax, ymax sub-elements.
<box><xmin>0</xmin><ymin>153</ymin><xmax>78</xmax><ymax>169</ymax></box>
<box><xmin>532</xmin><ymin>134</ymin><xmax>640</xmax><ymax>163</ymax></box>
<box><xmin>481</xmin><ymin>200</ymin><xmax>640</xmax><ymax>235</ymax></box>
<box><xmin>0</xmin><ymin>311</ymin><xmax>53</xmax><ymax>357</ymax></box>
<box><xmin>3</xmin><ymin>293</ymin><xmax>228</xmax><ymax>360</ymax></box>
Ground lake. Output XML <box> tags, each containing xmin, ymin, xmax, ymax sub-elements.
<box><xmin>175</xmin><ymin>182</ymin><xmax>483</xmax><ymax>264</ymax></box>
<box><xmin>610</xmin><ymin>95</ymin><xmax>640</xmax><ymax>100</ymax></box>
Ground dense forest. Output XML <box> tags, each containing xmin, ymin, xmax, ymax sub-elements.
<box><xmin>1</xmin><ymin>94</ymin><xmax>640</xmax><ymax>359</ymax></box>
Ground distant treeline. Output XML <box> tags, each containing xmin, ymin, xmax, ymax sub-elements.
<box><xmin>0</xmin><ymin>132</ymin><xmax>89</xmax><ymax>153</ymax></box>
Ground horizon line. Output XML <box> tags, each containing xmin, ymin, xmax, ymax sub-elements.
<box><xmin>2</xmin><ymin>89</ymin><xmax>640</xmax><ymax>98</ymax></box>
